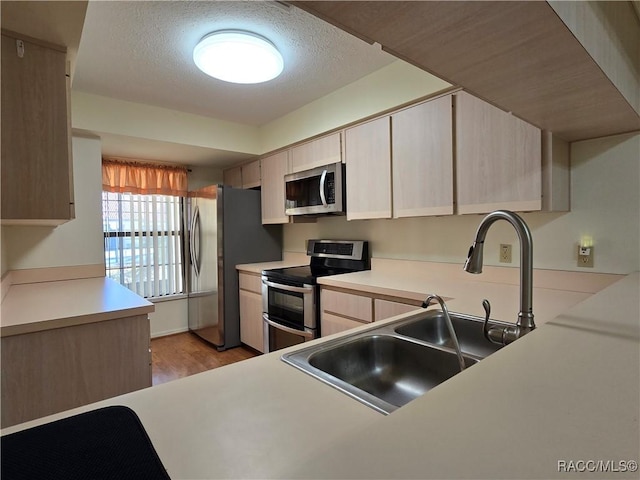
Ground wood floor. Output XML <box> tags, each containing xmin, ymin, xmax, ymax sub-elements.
<box><xmin>151</xmin><ymin>332</ymin><xmax>258</xmax><ymax>386</ymax></box>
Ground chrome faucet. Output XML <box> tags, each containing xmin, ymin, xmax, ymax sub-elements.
<box><xmin>464</xmin><ymin>210</ymin><xmax>535</xmax><ymax>345</ymax></box>
<box><xmin>422</xmin><ymin>294</ymin><xmax>466</xmax><ymax>372</ymax></box>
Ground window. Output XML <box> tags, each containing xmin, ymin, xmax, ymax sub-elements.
<box><xmin>102</xmin><ymin>191</ymin><xmax>184</xmax><ymax>298</ymax></box>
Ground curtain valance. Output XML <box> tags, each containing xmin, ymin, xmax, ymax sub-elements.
<box><xmin>102</xmin><ymin>157</ymin><xmax>188</xmax><ymax>196</ymax></box>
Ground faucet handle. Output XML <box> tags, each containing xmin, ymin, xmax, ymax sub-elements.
<box><xmin>481</xmin><ymin>299</ymin><xmax>492</xmax><ymax>341</ymax></box>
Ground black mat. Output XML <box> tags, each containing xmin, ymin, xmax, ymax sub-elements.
<box><xmin>1</xmin><ymin>405</ymin><xmax>171</xmax><ymax>480</ymax></box>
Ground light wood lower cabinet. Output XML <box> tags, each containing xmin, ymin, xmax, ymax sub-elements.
<box><xmin>239</xmin><ymin>272</ymin><xmax>264</xmax><ymax>352</ymax></box>
<box><xmin>374</xmin><ymin>298</ymin><xmax>421</xmax><ymax>321</ymax></box>
<box><xmin>1</xmin><ymin>314</ymin><xmax>151</xmax><ymax>428</ymax></box>
<box><xmin>322</xmin><ymin>289</ymin><xmax>373</xmax><ymax>323</ymax></box>
<box><xmin>322</xmin><ymin>312</ymin><xmax>367</xmax><ymax>337</ymax></box>
<box><xmin>320</xmin><ymin>288</ymin><xmax>421</xmax><ymax>337</ymax></box>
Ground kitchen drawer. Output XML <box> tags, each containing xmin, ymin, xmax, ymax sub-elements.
<box><xmin>239</xmin><ymin>272</ymin><xmax>262</xmax><ymax>294</ymax></box>
<box><xmin>321</xmin><ymin>312</ymin><xmax>368</xmax><ymax>337</ymax></box>
<box><xmin>374</xmin><ymin>298</ymin><xmax>421</xmax><ymax>322</ymax></box>
<box><xmin>321</xmin><ymin>289</ymin><xmax>372</xmax><ymax>323</ymax></box>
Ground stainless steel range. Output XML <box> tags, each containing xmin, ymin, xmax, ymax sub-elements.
<box><xmin>261</xmin><ymin>240</ymin><xmax>370</xmax><ymax>353</ymax></box>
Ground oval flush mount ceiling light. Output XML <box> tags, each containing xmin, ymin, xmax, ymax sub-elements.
<box><xmin>193</xmin><ymin>30</ymin><xmax>284</xmax><ymax>84</ymax></box>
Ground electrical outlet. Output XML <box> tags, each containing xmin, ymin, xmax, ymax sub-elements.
<box><xmin>499</xmin><ymin>244</ymin><xmax>512</xmax><ymax>263</ymax></box>
<box><xmin>578</xmin><ymin>245</ymin><xmax>594</xmax><ymax>268</ymax></box>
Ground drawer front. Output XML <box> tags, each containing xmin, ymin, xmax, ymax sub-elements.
<box><xmin>239</xmin><ymin>272</ymin><xmax>262</xmax><ymax>294</ymax></box>
<box><xmin>321</xmin><ymin>312</ymin><xmax>367</xmax><ymax>337</ymax></box>
<box><xmin>321</xmin><ymin>289</ymin><xmax>372</xmax><ymax>323</ymax></box>
<box><xmin>374</xmin><ymin>299</ymin><xmax>421</xmax><ymax>322</ymax></box>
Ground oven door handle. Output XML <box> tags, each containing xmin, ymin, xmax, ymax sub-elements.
<box><xmin>263</xmin><ymin>314</ymin><xmax>315</xmax><ymax>339</ymax></box>
<box><xmin>262</xmin><ymin>278</ymin><xmax>314</xmax><ymax>294</ymax></box>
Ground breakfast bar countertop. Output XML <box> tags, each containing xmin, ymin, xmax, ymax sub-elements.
<box><xmin>0</xmin><ymin>277</ymin><xmax>154</xmax><ymax>337</ymax></box>
<box><xmin>2</xmin><ymin>271</ymin><xmax>638</xmax><ymax>479</ymax></box>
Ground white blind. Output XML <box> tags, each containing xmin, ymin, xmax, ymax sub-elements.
<box><xmin>102</xmin><ymin>191</ymin><xmax>184</xmax><ymax>298</ymax></box>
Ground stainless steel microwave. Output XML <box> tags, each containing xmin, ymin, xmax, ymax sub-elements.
<box><xmin>284</xmin><ymin>162</ymin><xmax>345</xmax><ymax>216</ymax></box>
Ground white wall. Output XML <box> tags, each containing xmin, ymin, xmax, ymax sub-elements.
<box><xmin>72</xmin><ymin>91</ymin><xmax>261</xmax><ymax>155</ymax></box>
<box><xmin>259</xmin><ymin>61</ymin><xmax>451</xmax><ymax>153</ymax></box>
<box><xmin>283</xmin><ymin>132</ymin><xmax>640</xmax><ymax>275</ymax></box>
<box><xmin>188</xmin><ymin>165</ymin><xmax>224</xmax><ymax>191</ymax></box>
<box><xmin>149</xmin><ymin>298</ymin><xmax>188</xmax><ymax>338</ymax></box>
<box><xmin>3</xmin><ymin>135</ymin><xmax>105</xmax><ymax>270</ymax></box>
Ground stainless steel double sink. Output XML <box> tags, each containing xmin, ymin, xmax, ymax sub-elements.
<box><xmin>282</xmin><ymin>310</ymin><xmax>507</xmax><ymax>414</ymax></box>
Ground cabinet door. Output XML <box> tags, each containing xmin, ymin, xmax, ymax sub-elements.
<box><xmin>345</xmin><ymin>117</ymin><xmax>392</xmax><ymax>220</ymax></box>
<box><xmin>1</xmin><ymin>33</ymin><xmax>73</xmax><ymax>224</ymax></box>
<box><xmin>1</xmin><ymin>314</ymin><xmax>150</xmax><ymax>428</ymax></box>
<box><xmin>260</xmin><ymin>151</ymin><xmax>290</xmax><ymax>224</ymax></box>
<box><xmin>455</xmin><ymin>91</ymin><xmax>541</xmax><ymax>214</ymax></box>
<box><xmin>321</xmin><ymin>312</ymin><xmax>367</xmax><ymax>337</ymax></box>
<box><xmin>290</xmin><ymin>132</ymin><xmax>342</xmax><ymax>173</ymax></box>
<box><xmin>239</xmin><ymin>289</ymin><xmax>264</xmax><ymax>353</ymax></box>
<box><xmin>392</xmin><ymin>96</ymin><xmax>454</xmax><ymax>217</ymax></box>
<box><xmin>374</xmin><ymin>299</ymin><xmax>421</xmax><ymax>322</ymax></box>
<box><xmin>223</xmin><ymin>166</ymin><xmax>242</xmax><ymax>188</ymax></box>
<box><xmin>241</xmin><ymin>160</ymin><xmax>261</xmax><ymax>189</ymax></box>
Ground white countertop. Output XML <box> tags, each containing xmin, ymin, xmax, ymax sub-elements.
<box><xmin>0</xmin><ymin>277</ymin><xmax>154</xmax><ymax>337</ymax></box>
<box><xmin>2</xmin><ymin>271</ymin><xmax>638</xmax><ymax>479</ymax></box>
<box><xmin>236</xmin><ymin>259</ymin><xmax>307</xmax><ymax>275</ymax></box>
<box><xmin>317</xmin><ymin>260</ymin><xmax>622</xmax><ymax>325</ymax></box>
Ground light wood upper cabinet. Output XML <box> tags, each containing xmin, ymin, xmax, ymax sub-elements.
<box><xmin>455</xmin><ymin>91</ymin><xmax>542</xmax><ymax>214</ymax></box>
<box><xmin>290</xmin><ymin>132</ymin><xmax>342</xmax><ymax>173</ymax></box>
<box><xmin>260</xmin><ymin>150</ymin><xmax>290</xmax><ymax>224</ymax></box>
<box><xmin>293</xmin><ymin>1</ymin><xmax>639</xmax><ymax>141</ymax></box>
<box><xmin>223</xmin><ymin>160</ymin><xmax>261</xmax><ymax>189</ymax></box>
<box><xmin>1</xmin><ymin>31</ymin><xmax>74</xmax><ymax>225</ymax></box>
<box><xmin>541</xmin><ymin>131</ymin><xmax>570</xmax><ymax>212</ymax></box>
<box><xmin>223</xmin><ymin>166</ymin><xmax>243</xmax><ymax>188</ymax></box>
<box><xmin>345</xmin><ymin>116</ymin><xmax>392</xmax><ymax>220</ymax></box>
<box><xmin>241</xmin><ymin>159</ymin><xmax>261</xmax><ymax>189</ymax></box>
<box><xmin>391</xmin><ymin>95</ymin><xmax>454</xmax><ymax>218</ymax></box>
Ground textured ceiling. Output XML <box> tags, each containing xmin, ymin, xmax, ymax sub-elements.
<box><xmin>73</xmin><ymin>1</ymin><xmax>396</xmax><ymax>127</ymax></box>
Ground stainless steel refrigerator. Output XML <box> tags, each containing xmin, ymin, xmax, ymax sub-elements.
<box><xmin>186</xmin><ymin>185</ymin><xmax>282</xmax><ymax>350</ymax></box>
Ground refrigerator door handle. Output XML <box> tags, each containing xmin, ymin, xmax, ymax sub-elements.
<box><xmin>190</xmin><ymin>206</ymin><xmax>201</xmax><ymax>277</ymax></box>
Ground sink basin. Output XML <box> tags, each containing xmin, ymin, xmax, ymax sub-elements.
<box><xmin>308</xmin><ymin>335</ymin><xmax>476</xmax><ymax>412</ymax></box>
<box><xmin>282</xmin><ymin>309</ymin><xmax>505</xmax><ymax>414</ymax></box>
<box><xmin>395</xmin><ymin>311</ymin><xmax>505</xmax><ymax>358</ymax></box>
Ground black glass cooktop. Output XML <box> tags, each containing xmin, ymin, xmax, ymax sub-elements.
<box><xmin>262</xmin><ymin>265</ymin><xmax>356</xmax><ymax>285</ymax></box>
<box><xmin>262</xmin><ymin>240</ymin><xmax>370</xmax><ymax>286</ymax></box>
